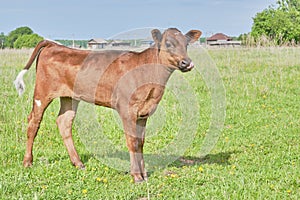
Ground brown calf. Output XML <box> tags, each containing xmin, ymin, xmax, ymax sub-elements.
<box><xmin>14</xmin><ymin>28</ymin><xmax>201</xmax><ymax>182</ymax></box>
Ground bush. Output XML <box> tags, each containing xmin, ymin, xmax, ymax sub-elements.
<box><xmin>13</xmin><ymin>34</ymin><xmax>44</xmax><ymax>49</ymax></box>
<box><xmin>251</xmin><ymin>0</ymin><xmax>300</xmax><ymax>45</ymax></box>
<box><xmin>5</xmin><ymin>27</ymin><xmax>34</xmax><ymax>48</ymax></box>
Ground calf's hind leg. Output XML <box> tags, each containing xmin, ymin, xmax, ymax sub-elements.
<box><xmin>56</xmin><ymin>97</ymin><xmax>84</xmax><ymax>168</ymax></box>
<box><xmin>23</xmin><ymin>98</ymin><xmax>52</xmax><ymax>167</ymax></box>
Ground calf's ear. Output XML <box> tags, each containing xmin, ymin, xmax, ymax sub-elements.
<box><xmin>185</xmin><ymin>30</ymin><xmax>202</xmax><ymax>43</ymax></box>
<box><xmin>151</xmin><ymin>29</ymin><xmax>162</xmax><ymax>45</ymax></box>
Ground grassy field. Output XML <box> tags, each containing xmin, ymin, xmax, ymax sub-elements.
<box><xmin>0</xmin><ymin>47</ymin><xmax>299</xmax><ymax>199</ymax></box>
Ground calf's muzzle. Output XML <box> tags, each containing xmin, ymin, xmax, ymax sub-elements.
<box><xmin>179</xmin><ymin>58</ymin><xmax>194</xmax><ymax>72</ymax></box>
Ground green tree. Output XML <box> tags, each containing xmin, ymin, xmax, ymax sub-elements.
<box><xmin>5</xmin><ymin>26</ymin><xmax>33</xmax><ymax>48</ymax></box>
<box><xmin>277</xmin><ymin>0</ymin><xmax>300</xmax><ymax>11</ymax></box>
<box><xmin>14</xmin><ymin>34</ymin><xmax>43</xmax><ymax>49</ymax></box>
<box><xmin>0</xmin><ymin>32</ymin><xmax>6</xmax><ymax>49</ymax></box>
<box><xmin>251</xmin><ymin>1</ymin><xmax>300</xmax><ymax>44</ymax></box>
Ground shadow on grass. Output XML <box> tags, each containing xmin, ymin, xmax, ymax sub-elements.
<box><xmin>170</xmin><ymin>151</ymin><xmax>239</xmax><ymax>167</ymax></box>
<box><xmin>79</xmin><ymin>150</ymin><xmax>240</xmax><ymax>172</ymax></box>
<box><xmin>48</xmin><ymin>151</ymin><xmax>239</xmax><ymax>175</ymax></box>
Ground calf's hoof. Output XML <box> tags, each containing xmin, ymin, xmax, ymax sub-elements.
<box><xmin>23</xmin><ymin>157</ymin><xmax>33</xmax><ymax>167</ymax></box>
<box><xmin>133</xmin><ymin>173</ymin><xmax>148</xmax><ymax>183</ymax></box>
<box><xmin>74</xmin><ymin>162</ymin><xmax>85</xmax><ymax>170</ymax></box>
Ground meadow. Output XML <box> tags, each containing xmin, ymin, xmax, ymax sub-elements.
<box><xmin>0</xmin><ymin>46</ymin><xmax>299</xmax><ymax>199</ymax></box>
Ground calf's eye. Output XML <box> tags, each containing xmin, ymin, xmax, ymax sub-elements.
<box><xmin>166</xmin><ymin>41</ymin><xmax>173</xmax><ymax>48</ymax></box>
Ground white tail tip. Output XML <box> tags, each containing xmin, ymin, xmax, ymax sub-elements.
<box><xmin>14</xmin><ymin>69</ymin><xmax>28</xmax><ymax>96</ymax></box>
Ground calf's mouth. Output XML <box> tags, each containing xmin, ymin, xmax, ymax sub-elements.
<box><xmin>178</xmin><ymin>59</ymin><xmax>194</xmax><ymax>72</ymax></box>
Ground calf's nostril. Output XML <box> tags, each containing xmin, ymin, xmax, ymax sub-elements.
<box><xmin>180</xmin><ymin>60</ymin><xmax>189</xmax><ymax>67</ymax></box>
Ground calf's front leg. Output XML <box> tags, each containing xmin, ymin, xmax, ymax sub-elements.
<box><xmin>56</xmin><ymin>97</ymin><xmax>84</xmax><ymax>168</ymax></box>
<box><xmin>123</xmin><ymin>118</ymin><xmax>148</xmax><ymax>183</ymax></box>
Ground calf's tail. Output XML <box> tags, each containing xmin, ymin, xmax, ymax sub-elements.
<box><xmin>14</xmin><ymin>40</ymin><xmax>52</xmax><ymax>96</ymax></box>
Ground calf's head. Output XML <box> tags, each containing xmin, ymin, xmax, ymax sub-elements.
<box><xmin>152</xmin><ymin>28</ymin><xmax>202</xmax><ymax>72</ymax></box>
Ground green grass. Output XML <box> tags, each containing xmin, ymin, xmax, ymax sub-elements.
<box><xmin>0</xmin><ymin>47</ymin><xmax>299</xmax><ymax>199</ymax></box>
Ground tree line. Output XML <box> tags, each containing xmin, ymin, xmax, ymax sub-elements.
<box><xmin>0</xmin><ymin>26</ymin><xmax>43</xmax><ymax>49</ymax></box>
<box><xmin>2</xmin><ymin>1</ymin><xmax>299</xmax><ymax>49</ymax></box>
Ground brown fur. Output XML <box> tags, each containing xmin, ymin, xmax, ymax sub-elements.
<box><xmin>15</xmin><ymin>28</ymin><xmax>201</xmax><ymax>182</ymax></box>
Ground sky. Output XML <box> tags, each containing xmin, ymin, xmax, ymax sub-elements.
<box><xmin>1</xmin><ymin>0</ymin><xmax>277</xmax><ymax>40</ymax></box>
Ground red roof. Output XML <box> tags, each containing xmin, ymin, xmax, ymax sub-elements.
<box><xmin>207</xmin><ymin>33</ymin><xmax>232</xmax><ymax>41</ymax></box>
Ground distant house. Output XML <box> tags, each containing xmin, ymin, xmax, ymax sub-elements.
<box><xmin>207</xmin><ymin>33</ymin><xmax>241</xmax><ymax>47</ymax></box>
<box><xmin>110</xmin><ymin>40</ymin><xmax>131</xmax><ymax>47</ymax></box>
<box><xmin>88</xmin><ymin>38</ymin><xmax>108</xmax><ymax>49</ymax></box>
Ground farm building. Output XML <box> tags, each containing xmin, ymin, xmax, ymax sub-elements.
<box><xmin>110</xmin><ymin>40</ymin><xmax>131</xmax><ymax>47</ymax></box>
<box><xmin>88</xmin><ymin>38</ymin><xmax>108</xmax><ymax>49</ymax></box>
<box><xmin>207</xmin><ymin>33</ymin><xmax>241</xmax><ymax>47</ymax></box>
<box><xmin>88</xmin><ymin>39</ymin><xmax>132</xmax><ymax>49</ymax></box>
